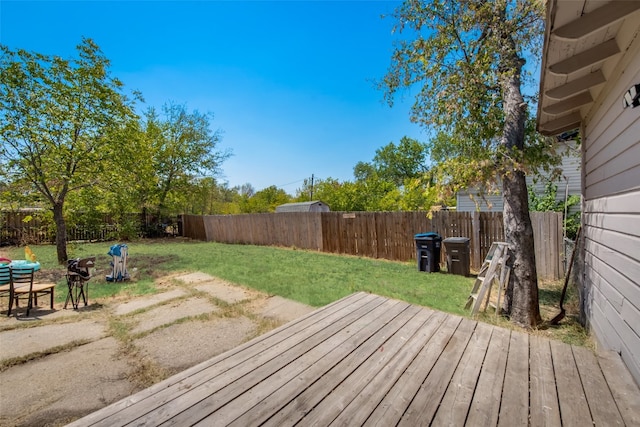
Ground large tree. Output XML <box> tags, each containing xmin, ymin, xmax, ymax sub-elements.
<box><xmin>0</xmin><ymin>39</ymin><xmax>137</xmax><ymax>263</ymax></box>
<box><xmin>369</xmin><ymin>136</ymin><xmax>429</xmax><ymax>187</ymax></box>
<box><xmin>381</xmin><ymin>0</ymin><xmax>548</xmax><ymax>326</ymax></box>
<box><xmin>143</xmin><ymin>103</ymin><xmax>230</xmax><ymax>218</ymax></box>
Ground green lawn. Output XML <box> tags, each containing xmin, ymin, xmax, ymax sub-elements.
<box><xmin>4</xmin><ymin>239</ymin><xmax>474</xmax><ymax>315</ymax></box>
<box><xmin>3</xmin><ymin>239</ymin><xmax>589</xmax><ymax>346</ymax></box>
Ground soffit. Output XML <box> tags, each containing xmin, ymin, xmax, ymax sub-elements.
<box><xmin>537</xmin><ymin>0</ymin><xmax>640</xmax><ymax>136</ymax></box>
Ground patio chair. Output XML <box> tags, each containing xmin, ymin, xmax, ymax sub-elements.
<box><xmin>11</xmin><ymin>266</ymin><xmax>56</xmax><ymax>316</ymax></box>
<box><xmin>0</xmin><ymin>264</ymin><xmax>13</xmax><ymax>316</ymax></box>
<box><xmin>65</xmin><ymin>257</ymin><xmax>95</xmax><ymax>309</ymax></box>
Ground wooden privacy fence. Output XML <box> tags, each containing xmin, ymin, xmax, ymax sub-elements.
<box><xmin>183</xmin><ymin>211</ymin><xmax>564</xmax><ymax>280</ymax></box>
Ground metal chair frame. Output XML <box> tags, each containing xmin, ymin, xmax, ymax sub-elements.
<box><xmin>65</xmin><ymin>257</ymin><xmax>95</xmax><ymax>309</ymax></box>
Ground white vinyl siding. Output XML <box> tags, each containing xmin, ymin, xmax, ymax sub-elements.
<box><xmin>456</xmin><ymin>191</ymin><xmax>503</xmax><ymax>212</ymax></box>
<box><xmin>456</xmin><ymin>141</ymin><xmax>581</xmax><ymax>212</ymax></box>
<box><xmin>582</xmin><ymin>43</ymin><xmax>640</xmax><ymax>384</ymax></box>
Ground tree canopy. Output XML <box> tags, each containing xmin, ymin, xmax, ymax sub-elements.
<box><xmin>0</xmin><ymin>40</ymin><xmax>231</xmax><ymax>260</ymax></box>
<box><xmin>0</xmin><ymin>38</ymin><xmax>137</xmax><ymax>262</ymax></box>
<box><xmin>380</xmin><ymin>0</ymin><xmax>549</xmax><ymax>326</ymax></box>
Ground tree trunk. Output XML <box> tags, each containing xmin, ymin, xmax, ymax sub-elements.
<box><xmin>499</xmin><ymin>42</ymin><xmax>541</xmax><ymax>327</ymax></box>
<box><xmin>52</xmin><ymin>201</ymin><xmax>68</xmax><ymax>264</ymax></box>
<box><xmin>502</xmin><ymin>172</ymin><xmax>541</xmax><ymax>327</ymax></box>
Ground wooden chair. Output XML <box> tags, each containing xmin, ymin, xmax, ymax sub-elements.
<box><xmin>11</xmin><ymin>266</ymin><xmax>56</xmax><ymax>316</ymax></box>
<box><xmin>0</xmin><ymin>264</ymin><xmax>13</xmax><ymax>316</ymax></box>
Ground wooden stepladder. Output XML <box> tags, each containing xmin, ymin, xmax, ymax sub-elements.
<box><xmin>465</xmin><ymin>242</ymin><xmax>511</xmax><ymax>316</ymax></box>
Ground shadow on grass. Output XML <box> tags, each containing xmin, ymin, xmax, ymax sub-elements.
<box><xmin>539</xmin><ymin>286</ymin><xmax>563</xmax><ymax>308</ymax></box>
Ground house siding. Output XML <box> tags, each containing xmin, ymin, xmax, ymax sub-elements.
<box><xmin>582</xmin><ymin>42</ymin><xmax>640</xmax><ymax>384</ymax></box>
<box><xmin>456</xmin><ymin>140</ymin><xmax>581</xmax><ymax>212</ymax></box>
<box><xmin>456</xmin><ymin>191</ymin><xmax>503</xmax><ymax>212</ymax></box>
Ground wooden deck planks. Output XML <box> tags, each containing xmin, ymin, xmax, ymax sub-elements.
<box><xmin>498</xmin><ymin>330</ymin><xmax>529</xmax><ymax>426</ymax></box>
<box><xmin>530</xmin><ymin>335</ymin><xmax>562</xmax><ymax>427</ymax></box>
<box><xmin>68</xmin><ymin>292</ymin><xmax>640</xmax><ymax>427</ymax></box>
<box><xmin>363</xmin><ymin>314</ymin><xmax>463</xmax><ymax>426</ymax></box>
<box><xmin>138</xmin><ymin>295</ymin><xmax>394</xmax><ymax>426</ymax></box>
<box><xmin>431</xmin><ymin>321</ymin><xmax>493</xmax><ymax>426</ymax></box>
<box><xmin>283</xmin><ymin>305</ymin><xmax>425</xmax><ymax>426</ymax></box>
<box><xmin>397</xmin><ymin>317</ymin><xmax>477</xmax><ymax>425</ymax></box>
<box><xmin>329</xmin><ymin>310</ymin><xmax>448</xmax><ymax>427</ymax></box>
<box><xmin>221</xmin><ymin>301</ymin><xmax>420</xmax><ymax>426</ymax></box>
<box><xmin>465</xmin><ymin>326</ymin><xmax>510</xmax><ymax>426</ymax></box>
<box><xmin>572</xmin><ymin>345</ymin><xmax>624</xmax><ymax>426</ymax></box>
<box><xmin>550</xmin><ymin>340</ymin><xmax>592</xmax><ymax>427</ymax></box>
<box><xmin>597</xmin><ymin>349</ymin><xmax>640</xmax><ymax>426</ymax></box>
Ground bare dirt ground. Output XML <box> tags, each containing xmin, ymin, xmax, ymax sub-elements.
<box><xmin>0</xmin><ymin>270</ymin><xmax>314</xmax><ymax>427</ymax></box>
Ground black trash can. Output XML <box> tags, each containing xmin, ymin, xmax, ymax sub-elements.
<box><xmin>443</xmin><ymin>237</ymin><xmax>471</xmax><ymax>276</ymax></box>
<box><xmin>414</xmin><ymin>232</ymin><xmax>442</xmax><ymax>272</ymax></box>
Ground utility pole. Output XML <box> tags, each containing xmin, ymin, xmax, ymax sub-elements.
<box><xmin>310</xmin><ymin>174</ymin><xmax>314</xmax><ymax>200</ymax></box>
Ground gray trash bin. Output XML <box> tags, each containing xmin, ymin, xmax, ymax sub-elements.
<box><xmin>443</xmin><ymin>237</ymin><xmax>471</xmax><ymax>276</ymax></box>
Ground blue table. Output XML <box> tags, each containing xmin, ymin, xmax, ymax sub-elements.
<box><xmin>0</xmin><ymin>261</ymin><xmax>41</xmax><ymax>284</ymax></box>
<box><xmin>9</xmin><ymin>260</ymin><xmax>41</xmax><ymax>271</ymax></box>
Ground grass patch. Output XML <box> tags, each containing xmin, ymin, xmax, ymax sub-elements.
<box><xmin>0</xmin><ymin>339</ymin><xmax>93</xmax><ymax>372</ymax></box>
<box><xmin>2</xmin><ymin>239</ymin><xmax>587</xmax><ymax>345</ymax></box>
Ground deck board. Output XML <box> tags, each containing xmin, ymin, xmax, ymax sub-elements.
<box><xmin>330</xmin><ymin>310</ymin><xmax>446</xmax><ymax>427</ymax></box>
<box><xmin>431</xmin><ymin>321</ymin><xmax>492</xmax><ymax>426</ymax></box>
<box><xmin>498</xmin><ymin>331</ymin><xmax>529</xmax><ymax>426</ymax></box>
<box><xmin>398</xmin><ymin>317</ymin><xmax>477</xmax><ymax>425</ymax></box>
<box><xmin>68</xmin><ymin>292</ymin><xmax>640</xmax><ymax>427</ymax></box>
<box><xmin>466</xmin><ymin>326</ymin><xmax>510</xmax><ymax>426</ymax></box>
<box><xmin>550</xmin><ymin>340</ymin><xmax>593</xmax><ymax>426</ymax></box>
<box><xmin>530</xmin><ymin>335</ymin><xmax>562</xmax><ymax>427</ymax></box>
<box><xmin>363</xmin><ymin>314</ymin><xmax>462</xmax><ymax>426</ymax></box>
<box><xmin>572</xmin><ymin>345</ymin><xmax>625</xmax><ymax>426</ymax></box>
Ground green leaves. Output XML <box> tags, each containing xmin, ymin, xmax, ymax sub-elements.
<box><xmin>1</xmin><ymin>38</ymin><xmax>137</xmax><ymax>205</ymax></box>
<box><xmin>1</xmin><ymin>39</ymin><xmax>139</xmax><ymax>262</ymax></box>
<box><xmin>379</xmin><ymin>0</ymin><xmax>548</xmax><ymax>196</ymax></box>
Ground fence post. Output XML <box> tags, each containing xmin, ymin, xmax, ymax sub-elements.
<box><xmin>472</xmin><ymin>211</ymin><xmax>481</xmax><ymax>270</ymax></box>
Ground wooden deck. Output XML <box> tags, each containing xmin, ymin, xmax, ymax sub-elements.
<box><xmin>70</xmin><ymin>292</ymin><xmax>640</xmax><ymax>426</ymax></box>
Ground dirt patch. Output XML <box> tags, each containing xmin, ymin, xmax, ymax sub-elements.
<box><xmin>0</xmin><ymin>272</ymin><xmax>314</xmax><ymax>427</ymax></box>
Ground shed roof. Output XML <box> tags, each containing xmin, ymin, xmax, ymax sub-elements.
<box><xmin>275</xmin><ymin>201</ymin><xmax>329</xmax><ymax>212</ymax></box>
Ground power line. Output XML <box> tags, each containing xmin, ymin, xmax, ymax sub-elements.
<box><xmin>276</xmin><ymin>178</ymin><xmax>306</xmax><ymax>188</ymax></box>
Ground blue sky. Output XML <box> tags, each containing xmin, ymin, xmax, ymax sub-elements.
<box><xmin>1</xmin><ymin>0</ymin><xmax>426</xmax><ymax>193</ymax></box>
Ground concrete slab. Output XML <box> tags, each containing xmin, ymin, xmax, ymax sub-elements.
<box><xmin>174</xmin><ymin>272</ymin><xmax>217</xmax><ymax>284</ymax></box>
<box><xmin>0</xmin><ymin>337</ymin><xmax>135</xmax><ymax>427</ymax></box>
<box><xmin>259</xmin><ymin>296</ymin><xmax>315</xmax><ymax>323</ymax></box>
<box><xmin>136</xmin><ymin>316</ymin><xmax>256</xmax><ymax>373</ymax></box>
<box><xmin>195</xmin><ymin>281</ymin><xmax>254</xmax><ymax>304</ymax></box>
<box><xmin>0</xmin><ymin>320</ymin><xmax>104</xmax><ymax>362</ymax></box>
<box><xmin>0</xmin><ymin>270</ymin><xmax>319</xmax><ymax>426</ymax></box>
<box><xmin>130</xmin><ymin>297</ymin><xmax>219</xmax><ymax>335</ymax></box>
<box><xmin>112</xmin><ymin>289</ymin><xmax>187</xmax><ymax>316</ymax></box>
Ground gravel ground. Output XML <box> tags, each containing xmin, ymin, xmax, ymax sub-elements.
<box><xmin>0</xmin><ymin>273</ymin><xmax>314</xmax><ymax>427</ymax></box>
